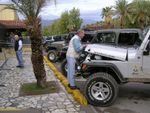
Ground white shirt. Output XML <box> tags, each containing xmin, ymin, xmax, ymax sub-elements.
<box><xmin>18</xmin><ymin>40</ymin><xmax>22</xmax><ymax>50</ymax></box>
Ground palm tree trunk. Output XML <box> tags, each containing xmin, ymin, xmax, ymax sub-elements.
<box><xmin>30</xmin><ymin>38</ymin><xmax>47</xmax><ymax>88</ymax></box>
<box><xmin>26</xmin><ymin>17</ymin><xmax>47</xmax><ymax>88</ymax></box>
<box><xmin>120</xmin><ymin>17</ymin><xmax>123</xmax><ymax>28</ymax></box>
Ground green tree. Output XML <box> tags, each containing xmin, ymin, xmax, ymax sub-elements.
<box><xmin>68</xmin><ymin>8</ymin><xmax>82</xmax><ymax>31</ymax></box>
<box><xmin>49</xmin><ymin>20</ymin><xmax>61</xmax><ymax>35</ymax></box>
<box><xmin>9</xmin><ymin>0</ymin><xmax>55</xmax><ymax>88</ymax></box>
<box><xmin>115</xmin><ymin>0</ymin><xmax>129</xmax><ymax>28</ymax></box>
<box><xmin>101</xmin><ymin>6</ymin><xmax>113</xmax><ymax>24</ymax></box>
<box><xmin>129</xmin><ymin>0</ymin><xmax>150</xmax><ymax>29</ymax></box>
<box><xmin>42</xmin><ymin>27</ymin><xmax>51</xmax><ymax>36</ymax></box>
<box><xmin>45</xmin><ymin>8</ymin><xmax>82</xmax><ymax>35</ymax></box>
<box><xmin>59</xmin><ymin>11</ymin><xmax>69</xmax><ymax>33</ymax></box>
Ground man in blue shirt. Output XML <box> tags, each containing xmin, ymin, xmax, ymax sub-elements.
<box><xmin>66</xmin><ymin>29</ymin><xmax>85</xmax><ymax>89</ymax></box>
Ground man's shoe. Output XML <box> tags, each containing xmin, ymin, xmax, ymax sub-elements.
<box><xmin>16</xmin><ymin>65</ymin><xmax>24</xmax><ymax>68</ymax></box>
<box><xmin>68</xmin><ymin>84</ymin><xmax>79</xmax><ymax>90</ymax></box>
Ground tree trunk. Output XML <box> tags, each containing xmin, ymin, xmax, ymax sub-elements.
<box><xmin>26</xmin><ymin>17</ymin><xmax>47</xmax><ymax>88</ymax></box>
<box><xmin>30</xmin><ymin>38</ymin><xmax>47</xmax><ymax>88</ymax></box>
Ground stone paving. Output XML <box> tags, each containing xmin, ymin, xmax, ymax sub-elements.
<box><xmin>0</xmin><ymin>54</ymin><xmax>86</xmax><ymax>113</ymax></box>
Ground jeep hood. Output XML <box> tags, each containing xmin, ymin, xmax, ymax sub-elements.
<box><xmin>85</xmin><ymin>44</ymin><xmax>128</xmax><ymax>61</ymax></box>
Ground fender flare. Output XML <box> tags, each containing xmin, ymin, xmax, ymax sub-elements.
<box><xmin>84</xmin><ymin>62</ymin><xmax>127</xmax><ymax>83</ymax></box>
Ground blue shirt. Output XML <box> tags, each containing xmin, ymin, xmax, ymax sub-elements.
<box><xmin>73</xmin><ymin>36</ymin><xmax>83</xmax><ymax>53</ymax></box>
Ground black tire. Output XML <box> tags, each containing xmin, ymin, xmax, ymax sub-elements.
<box><xmin>61</xmin><ymin>59</ymin><xmax>67</xmax><ymax>77</ymax></box>
<box><xmin>84</xmin><ymin>72</ymin><xmax>118</xmax><ymax>106</ymax></box>
<box><xmin>47</xmin><ymin>50</ymin><xmax>57</xmax><ymax>62</ymax></box>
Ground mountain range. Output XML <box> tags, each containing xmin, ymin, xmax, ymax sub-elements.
<box><xmin>41</xmin><ymin>19</ymin><xmax>98</xmax><ymax>27</ymax></box>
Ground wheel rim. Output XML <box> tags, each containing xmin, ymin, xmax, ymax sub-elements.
<box><xmin>49</xmin><ymin>53</ymin><xmax>55</xmax><ymax>60</ymax></box>
<box><xmin>91</xmin><ymin>82</ymin><xmax>110</xmax><ymax>101</ymax></box>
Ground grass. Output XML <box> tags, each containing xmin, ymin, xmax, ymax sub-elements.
<box><xmin>19</xmin><ymin>81</ymin><xmax>59</xmax><ymax>96</ymax></box>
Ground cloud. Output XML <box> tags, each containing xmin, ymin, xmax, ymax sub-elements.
<box><xmin>0</xmin><ymin>0</ymin><xmax>11</xmax><ymax>3</ymax></box>
<box><xmin>0</xmin><ymin>0</ymin><xmax>133</xmax><ymax>21</ymax></box>
<box><xmin>41</xmin><ymin>0</ymin><xmax>133</xmax><ymax>20</ymax></box>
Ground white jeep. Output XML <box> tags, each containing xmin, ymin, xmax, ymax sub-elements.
<box><xmin>75</xmin><ymin>28</ymin><xmax>150</xmax><ymax>106</ymax></box>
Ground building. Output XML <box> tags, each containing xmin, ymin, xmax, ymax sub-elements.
<box><xmin>0</xmin><ymin>4</ymin><xmax>19</xmax><ymax>20</ymax></box>
<box><xmin>0</xmin><ymin>4</ymin><xmax>26</xmax><ymax>46</ymax></box>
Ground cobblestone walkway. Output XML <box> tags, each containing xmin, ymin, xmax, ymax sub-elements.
<box><xmin>0</xmin><ymin>54</ymin><xmax>86</xmax><ymax>113</ymax></box>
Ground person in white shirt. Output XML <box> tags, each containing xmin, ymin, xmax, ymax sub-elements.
<box><xmin>14</xmin><ymin>33</ymin><xmax>24</xmax><ymax>68</ymax></box>
<box><xmin>66</xmin><ymin>29</ymin><xmax>85</xmax><ymax>89</ymax></box>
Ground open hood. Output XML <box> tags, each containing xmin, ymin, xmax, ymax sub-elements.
<box><xmin>85</xmin><ymin>44</ymin><xmax>128</xmax><ymax>61</ymax></box>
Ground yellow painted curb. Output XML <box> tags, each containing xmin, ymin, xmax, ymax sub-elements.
<box><xmin>44</xmin><ymin>56</ymin><xmax>88</xmax><ymax>106</ymax></box>
<box><xmin>0</xmin><ymin>108</ymin><xmax>21</xmax><ymax>111</ymax></box>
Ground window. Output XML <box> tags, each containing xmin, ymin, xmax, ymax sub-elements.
<box><xmin>65</xmin><ymin>33</ymin><xmax>76</xmax><ymax>43</ymax></box>
<box><xmin>82</xmin><ymin>34</ymin><xmax>94</xmax><ymax>43</ymax></box>
<box><xmin>46</xmin><ymin>36</ymin><xmax>52</xmax><ymax>40</ymax></box>
<box><xmin>54</xmin><ymin>36</ymin><xmax>63</xmax><ymax>41</ymax></box>
<box><xmin>118</xmin><ymin>33</ymin><xmax>141</xmax><ymax>46</ymax></box>
<box><xmin>92</xmin><ymin>32</ymin><xmax>116</xmax><ymax>44</ymax></box>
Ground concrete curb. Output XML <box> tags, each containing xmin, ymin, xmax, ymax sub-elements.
<box><xmin>44</xmin><ymin>56</ymin><xmax>88</xmax><ymax>106</ymax></box>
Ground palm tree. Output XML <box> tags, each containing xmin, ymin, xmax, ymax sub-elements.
<box><xmin>114</xmin><ymin>0</ymin><xmax>129</xmax><ymax>28</ymax></box>
<box><xmin>129</xmin><ymin>0</ymin><xmax>150</xmax><ymax>29</ymax></box>
<box><xmin>101</xmin><ymin>6</ymin><xmax>113</xmax><ymax>25</ymax></box>
<box><xmin>9</xmin><ymin>0</ymin><xmax>54</xmax><ymax>88</ymax></box>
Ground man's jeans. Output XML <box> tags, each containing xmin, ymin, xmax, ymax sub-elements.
<box><xmin>16</xmin><ymin>50</ymin><xmax>24</xmax><ymax>66</ymax></box>
<box><xmin>66</xmin><ymin>56</ymin><xmax>76</xmax><ymax>86</ymax></box>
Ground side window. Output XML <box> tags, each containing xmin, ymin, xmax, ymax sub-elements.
<box><xmin>82</xmin><ymin>34</ymin><xmax>94</xmax><ymax>43</ymax></box>
<box><xmin>46</xmin><ymin>37</ymin><xmax>52</xmax><ymax>40</ymax></box>
<box><xmin>118</xmin><ymin>33</ymin><xmax>141</xmax><ymax>46</ymax></box>
<box><xmin>94</xmin><ymin>32</ymin><xmax>116</xmax><ymax>44</ymax></box>
<box><xmin>54</xmin><ymin>36</ymin><xmax>61</xmax><ymax>41</ymax></box>
<box><xmin>66</xmin><ymin>33</ymin><xmax>75</xmax><ymax>43</ymax></box>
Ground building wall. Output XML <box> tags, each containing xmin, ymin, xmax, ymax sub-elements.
<box><xmin>0</xmin><ymin>4</ymin><xmax>19</xmax><ymax>20</ymax></box>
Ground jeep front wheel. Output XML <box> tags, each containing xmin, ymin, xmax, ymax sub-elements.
<box><xmin>84</xmin><ymin>72</ymin><xmax>118</xmax><ymax>106</ymax></box>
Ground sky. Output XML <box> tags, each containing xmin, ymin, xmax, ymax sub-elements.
<box><xmin>0</xmin><ymin>0</ymin><xmax>133</xmax><ymax>21</ymax></box>
<box><xmin>41</xmin><ymin>0</ymin><xmax>133</xmax><ymax>21</ymax></box>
